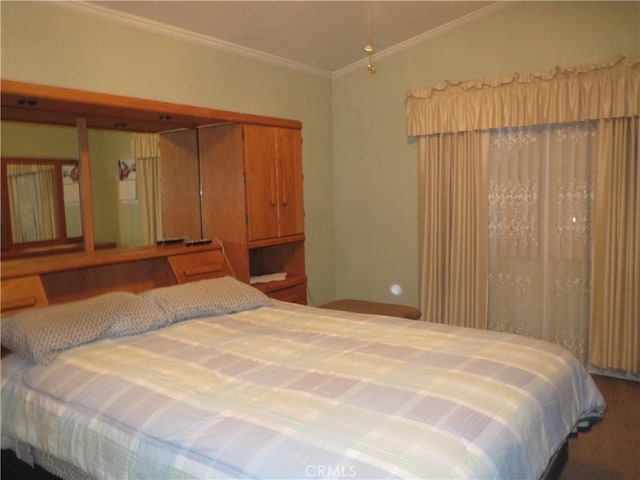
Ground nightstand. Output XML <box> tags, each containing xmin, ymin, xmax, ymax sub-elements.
<box><xmin>319</xmin><ymin>299</ymin><xmax>421</xmax><ymax>320</ymax></box>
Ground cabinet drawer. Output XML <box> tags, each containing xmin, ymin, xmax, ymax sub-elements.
<box><xmin>168</xmin><ymin>250</ymin><xmax>233</xmax><ymax>284</ymax></box>
<box><xmin>255</xmin><ymin>279</ymin><xmax>307</xmax><ymax>305</ymax></box>
<box><xmin>1</xmin><ymin>275</ymin><xmax>49</xmax><ymax>316</ymax></box>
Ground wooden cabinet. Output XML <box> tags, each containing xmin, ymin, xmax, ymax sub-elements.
<box><xmin>199</xmin><ymin>123</ymin><xmax>306</xmax><ymax>304</ymax></box>
<box><xmin>1</xmin><ymin>81</ymin><xmax>306</xmax><ymax>304</ymax></box>
<box><xmin>1</xmin><ymin>80</ymin><xmax>302</xmax><ymax>258</ymax></box>
<box><xmin>243</xmin><ymin>124</ymin><xmax>304</xmax><ymax>241</ymax></box>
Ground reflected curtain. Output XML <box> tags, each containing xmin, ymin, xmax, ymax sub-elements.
<box><xmin>132</xmin><ymin>133</ymin><xmax>163</xmax><ymax>245</ymax></box>
<box><xmin>406</xmin><ymin>55</ymin><xmax>640</xmax><ymax>374</ymax></box>
<box><xmin>7</xmin><ymin>164</ymin><xmax>58</xmax><ymax>242</ymax></box>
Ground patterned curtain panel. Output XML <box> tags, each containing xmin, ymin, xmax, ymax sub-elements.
<box><xmin>487</xmin><ymin>122</ymin><xmax>595</xmax><ymax>361</ymax></box>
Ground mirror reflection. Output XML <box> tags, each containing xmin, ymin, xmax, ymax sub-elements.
<box><xmin>1</xmin><ymin>122</ymin><xmax>83</xmax><ymax>257</ymax></box>
<box><xmin>86</xmin><ymin>127</ymin><xmax>201</xmax><ymax>247</ymax></box>
<box><xmin>1</xmin><ymin>121</ymin><xmax>202</xmax><ymax>258</ymax></box>
<box><xmin>3</xmin><ymin>158</ymin><xmax>81</xmax><ymax>243</ymax></box>
<box><xmin>88</xmin><ymin>127</ymin><xmax>144</xmax><ymax>247</ymax></box>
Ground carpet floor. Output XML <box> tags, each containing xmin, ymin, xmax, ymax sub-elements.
<box><xmin>560</xmin><ymin>374</ymin><xmax>640</xmax><ymax>480</ymax></box>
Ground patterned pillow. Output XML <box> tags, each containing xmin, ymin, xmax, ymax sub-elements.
<box><xmin>143</xmin><ymin>276</ymin><xmax>273</xmax><ymax>323</ymax></box>
<box><xmin>1</xmin><ymin>292</ymin><xmax>170</xmax><ymax>365</ymax></box>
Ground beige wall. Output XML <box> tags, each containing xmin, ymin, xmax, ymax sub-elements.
<box><xmin>2</xmin><ymin>1</ymin><xmax>638</xmax><ymax>308</ymax></box>
<box><xmin>332</xmin><ymin>1</ymin><xmax>639</xmax><ymax>308</ymax></box>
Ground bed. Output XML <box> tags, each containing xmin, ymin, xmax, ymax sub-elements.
<box><xmin>1</xmin><ymin>275</ymin><xmax>605</xmax><ymax>480</ymax></box>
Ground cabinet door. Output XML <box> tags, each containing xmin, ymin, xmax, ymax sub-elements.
<box><xmin>244</xmin><ymin>125</ymin><xmax>279</xmax><ymax>241</ymax></box>
<box><xmin>275</xmin><ymin>128</ymin><xmax>304</xmax><ymax>237</ymax></box>
<box><xmin>198</xmin><ymin>124</ymin><xmax>250</xmax><ymax>281</ymax></box>
<box><xmin>244</xmin><ymin>125</ymin><xmax>304</xmax><ymax>242</ymax></box>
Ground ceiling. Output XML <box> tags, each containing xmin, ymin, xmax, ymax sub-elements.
<box><xmin>64</xmin><ymin>1</ymin><xmax>498</xmax><ymax>77</ymax></box>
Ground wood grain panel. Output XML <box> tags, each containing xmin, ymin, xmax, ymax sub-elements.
<box><xmin>159</xmin><ymin>130</ymin><xmax>201</xmax><ymax>240</ymax></box>
<box><xmin>41</xmin><ymin>258</ymin><xmax>177</xmax><ymax>304</ymax></box>
<box><xmin>198</xmin><ymin>124</ymin><xmax>250</xmax><ymax>281</ymax></box>
<box><xmin>0</xmin><ymin>276</ymin><xmax>48</xmax><ymax>316</ymax></box>
<box><xmin>1</xmin><ymin>245</ymin><xmax>232</xmax><ymax>305</ymax></box>
<box><xmin>275</xmin><ymin>128</ymin><xmax>304</xmax><ymax>236</ymax></box>
<box><xmin>244</xmin><ymin>125</ymin><xmax>279</xmax><ymax>241</ymax></box>
<box><xmin>167</xmin><ymin>250</ymin><xmax>233</xmax><ymax>283</ymax></box>
<box><xmin>1</xmin><ymin>80</ymin><xmax>302</xmax><ymax>132</ymax></box>
<box><xmin>253</xmin><ymin>276</ymin><xmax>307</xmax><ymax>304</ymax></box>
<box><xmin>76</xmin><ymin>118</ymin><xmax>95</xmax><ymax>255</ymax></box>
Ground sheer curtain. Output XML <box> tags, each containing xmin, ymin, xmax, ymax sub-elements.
<box><xmin>132</xmin><ymin>133</ymin><xmax>163</xmax><ymax>245</ymax></box>
<box><xmin>406</xmin><ymin>56</ymin><xmax>639</xmax><ymax>374</ymax></box>
<box><xmin>488</xmin><ymin>122</ymin><xmax>595</xmax><ymax>362</ymax></box>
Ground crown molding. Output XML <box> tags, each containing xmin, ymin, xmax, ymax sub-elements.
<box><xmin>52</xmin><ymin>1</ymin><xmax>507</xmax><ymax>80</ymax></box>
<box><xmin>332</xmin><ymin>2</ymin><xmax>511</xmax><ymax>78</ymax></box>
<box><xmin>52</xmin><ymin>1</ymin><xmax>333</xmax><ymax>79</ymax></box>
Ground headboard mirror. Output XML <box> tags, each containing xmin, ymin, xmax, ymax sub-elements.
<box><xmin>0</xmin><ymin>79</ymin><xmax>298</xmax><ymax>261</ymax></box>
<box><xmin>0</xmin><ymin>81</ymin><xmax>203</xmax><ymax>259</ymax></box>
<box><xmin>0</xmin><ymin>121</ymin><xmax>168</xmax><ymax>256</ymax></box>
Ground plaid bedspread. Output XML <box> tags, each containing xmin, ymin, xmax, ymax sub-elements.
<box><xmin>1</xmin><ymin>301</ymin><xmax>605</xmax><ymax>479</ymax></box>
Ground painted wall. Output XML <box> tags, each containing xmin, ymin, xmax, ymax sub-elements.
<box><xmin>332</xmin><ymin>1</ymin><xmax>640</xmax><ymax>308</ymax></box>
<box><xmin>0</xmin><ymin>1</ymin><xmax>335</xmax><ymax>304</ymax></box>
<box><xmin>2</xmin><ymin>2</ymin><xmax>638</xmax><ymax>309</ymax></box>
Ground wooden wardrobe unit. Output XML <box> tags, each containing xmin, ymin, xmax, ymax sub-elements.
<box><xmin>198</xmin><ymin>124</ymin><xmax>307</xmax><ymax>304</ymax></box>
<box><xmin>1</xmin><ymin>80</ymin><xmax>307</xmax><ymax>305</ymax></box>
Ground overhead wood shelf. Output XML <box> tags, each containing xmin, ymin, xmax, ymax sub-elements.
<box><xmin>1</xmin><ymin>80</ymin><xmax>301</xmax><ymax>132</ymax></box>
<box><xmin>1</xmin><ymin>242</ymin><xmax>224</xmax><ymax>280</ymax></box>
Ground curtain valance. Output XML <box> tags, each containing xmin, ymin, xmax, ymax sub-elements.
<box><xmin>406</xmin><ymin>56</ymin><xmax>640</xmax><ymax>136</ymax></box>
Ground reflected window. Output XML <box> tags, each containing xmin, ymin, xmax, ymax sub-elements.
<box><xmin>1</xmin><ymin>157</ymin><xmax>81</xmax><ymax>257</ymax></box>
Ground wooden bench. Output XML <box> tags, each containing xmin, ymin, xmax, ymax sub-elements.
<box><xmin>319</xmin><ymin>299</ymin><xmax>422</xmax><ymax>320</ymax></box>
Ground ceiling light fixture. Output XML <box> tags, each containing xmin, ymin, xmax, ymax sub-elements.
<box><xmin>364</xmin><ymin>2</ymin><xmax>376</xmax><ymax>74</ymax></box>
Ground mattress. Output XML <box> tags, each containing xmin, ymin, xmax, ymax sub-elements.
<box><xmin>1</xmin><ymin>299</ymin><xmax>605</xmax><ymax>479</ymax></box>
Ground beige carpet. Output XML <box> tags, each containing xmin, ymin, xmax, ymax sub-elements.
<box><xmin>560</xmin><ymin>374</ymin><xmax>640</xmax><ymax>480</ymax></box>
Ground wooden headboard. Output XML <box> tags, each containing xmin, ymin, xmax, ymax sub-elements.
<box><xmin>0</xmin><ymin>243</ymin><xmax>235</xmax><ymax>318</ymax></box>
